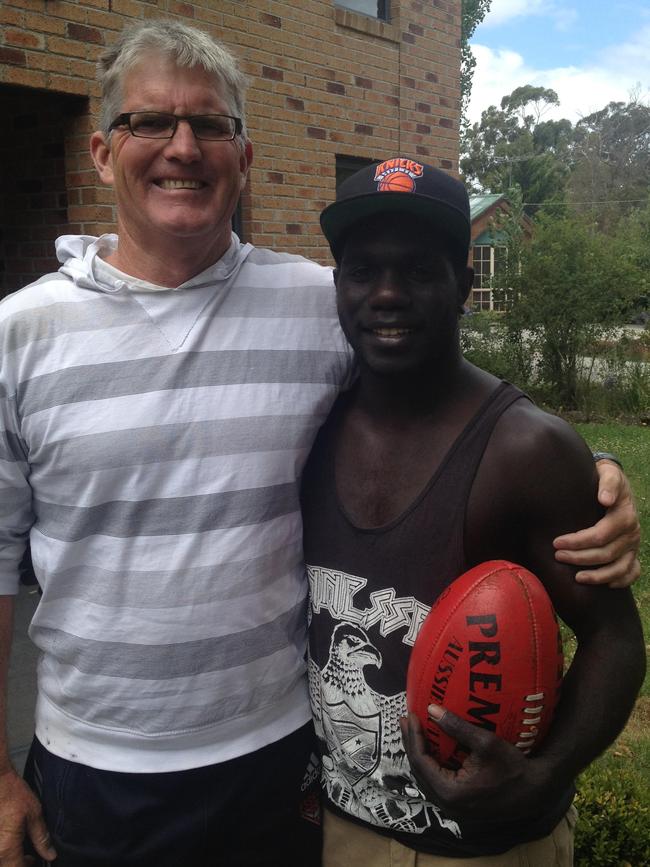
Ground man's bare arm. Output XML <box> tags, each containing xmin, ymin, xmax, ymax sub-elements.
<box><xmin>0</xmin><ymin>596</ymin><xmax>56</xmax><ymax>866</ymax></box>
<box><xmin>404</xmin><ymin>408</ymin><xmax>645</xmax><ymax>820</ymax></box>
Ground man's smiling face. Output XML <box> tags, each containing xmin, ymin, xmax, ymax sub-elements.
<box><xmin>92</xmin><ymin>55</ymin><xmax>250</xmax><ymax>265</ymax></box>
<box><xmin>334</xmin><ymin>213</ymin><xmax>468</xmax><ymax>378</ymax></box>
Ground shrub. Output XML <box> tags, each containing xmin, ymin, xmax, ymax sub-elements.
<box><xmin>574</xmin><ymin>764</ymin><xmax>650</xmax><ymax>866</ymax></box>
<box><xmin>460</xmin><ymin>312</ymin><xmax>533</xmax><ymax>387</ymax></box>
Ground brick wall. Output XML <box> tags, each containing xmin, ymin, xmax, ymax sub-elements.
<box><xmin>0</xmin><ymin>0</ymin><xmax>461</xmax><ymax>293</ymax></box>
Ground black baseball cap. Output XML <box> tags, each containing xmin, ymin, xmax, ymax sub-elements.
<box><xmin>320</xmin><ymin>157</ymin><xmax>471</xmax><ymax>263</ymax></box>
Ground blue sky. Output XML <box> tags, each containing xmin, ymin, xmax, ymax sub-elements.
<box><xmin>468</xmin><ymin>0</ymin><xmax>650</xmax><ymax>124</ymax></box>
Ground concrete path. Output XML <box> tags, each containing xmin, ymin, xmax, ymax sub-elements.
<box><xmin>7</xmin><ymin>583</ymin><xmax>40</xmax><ymax>773</ymax></box>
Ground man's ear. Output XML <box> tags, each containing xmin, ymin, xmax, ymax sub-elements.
<box><xmin>239</xmin><ymin>139</ymin><xmax>253</xmax><ymax>189</ymax></box>
<box><xmin>90</xmin><ymin>131</ymin><xmax>114</xmax><ymax>185</ymax></box>
<box><xmin>461</xmin><ymin>266</ymin><xmax>474</xmax><ymax>305</ymax></box>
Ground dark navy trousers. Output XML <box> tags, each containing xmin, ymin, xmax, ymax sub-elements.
<box><xmin>23</xmin><ymin>723</ymin><xmax>321</xmax><ymax>866</ymax></box>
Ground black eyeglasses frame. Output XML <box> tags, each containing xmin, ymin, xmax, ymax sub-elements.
<box><xmin>108</xmin><ymin>111</ymin><xmax>243</xmax><ymax>141</ymax></box>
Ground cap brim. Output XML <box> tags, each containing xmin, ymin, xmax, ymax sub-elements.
<box><xmin>320</xmin><ymin>192</ymin><xmax>470</xmax><ymax>257</ymax></box>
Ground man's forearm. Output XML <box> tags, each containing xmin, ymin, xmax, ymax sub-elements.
<box><xmin>0</xmin><ymin>595</ymin><xmax>16</xmax><ymax>773</ymax></box>
<box><xmin>532</xmin><ymin>602</ymin><xmax>645</xmax><ymax>789</ymax></box>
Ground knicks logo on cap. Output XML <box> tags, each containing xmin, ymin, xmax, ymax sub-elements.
<box><xmin>374</xmin><ymin>158</ymin><xmax>424</xmax><ymax>192</ymax></box>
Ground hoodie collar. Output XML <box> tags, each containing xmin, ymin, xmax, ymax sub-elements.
<box><xmin>56</xmin><ymin>233</ymin><xmax>253</xmax><ymax>294</ymax></box>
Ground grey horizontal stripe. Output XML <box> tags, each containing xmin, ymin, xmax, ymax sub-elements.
<box><xmin>47</xmin><ymin>667</ymin><xmax>306</xmax><ymax>734</ymax></box>
<box><xmin>18</xmin><ymin>350</ymin><xmax>345</xmax><ymax>417</ymax></box>
<box><xmin>37</xmin><ymin>415</ymin><xmax>322</xmax><ymax>474</ymax></box>
<box><xmin>3</xmin><ymin>271</ymin><xmax>335</xmax><ymax>356</ymax></box>
<box><xmin>34</xmin><ymin>482</ymin><xmax>299</xmax><ymax>541</ymax></box>
<box><xmin>37</xmin><ymin>545</ymin><xmax>304</xmax><ymax>607</ymax></box>
<box><xmin>0</xmin><ymin>488</ymin><xmax>31</xmax><ymax>518</ymax></box>
<box><xmin>0</xmin><ymin>429</ymin><xmax>29</xmax><ymax>462</ymax></box>
<box><xmin>36</xmin><ymin>600</ymin><xmax>306</xmax><ymax>680</ymax></box>
<box><xmin>2</xmin><ymin>297</ymin><xmax>150</xmax><ymax>355</ymax></box>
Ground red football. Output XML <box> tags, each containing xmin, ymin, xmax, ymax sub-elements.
<box><xmin>406</xmin><ymin>560</ymin><xmax>563</xmax><ymax>769</ymax></box>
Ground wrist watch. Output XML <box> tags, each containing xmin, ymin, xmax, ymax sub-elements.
<box><xmin>592</xmin><ymin>451</ymin><xmax>623</xmax><ymax>469</ymax></box>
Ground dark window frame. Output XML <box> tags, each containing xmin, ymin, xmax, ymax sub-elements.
<box><xmin>336</xmin><ymin>1</ymin><xmax>389</xmax><ymax>22</ymax></box>
<box><xmin>336</xmin><ymin>154</ymin><xmax>376</xmax><ymax>189</ymax></box>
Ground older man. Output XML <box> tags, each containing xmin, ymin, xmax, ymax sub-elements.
<box><xmin>0</xmin><ymin>19</ymin><xmax>640</xmax><ymax>867</ymax></box>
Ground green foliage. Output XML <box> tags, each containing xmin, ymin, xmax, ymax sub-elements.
<box><xmin>573</xmin><ymin>336</ymin><xmax>650</xmax><ymax>420</ymax></box>
<box><xmin>460</xmin><ymin>1</ymin><xmax>491</xmax><ymax>130</ymax></box>
<box><xmin>570</xmin><ymin>99</ymin><xmax>650</xmax><ymax>230</ymax></box>
<box><xmin>489</xmin><ymin>207</ymin><xmax>643</xmax><ymax>409</ymax></box>
<box><xmin>614</xmin><ymin>200</ymin><xmax>650</xmax><ymax>317</ymax></box>
<box><xmin>461</xmin><ymin>85</ymin><xmax>571</xmax><ymax>205</ymax></box>
<box><xmin>461</xmin><ymin>87</ymin><xmax>649</xmax><ymax>221</ymax></box>
<box><xmin>460</xmin><ymin>311</ymin><xmax>533</xmax><ymax>387</ymax></box>
<box><xmin>566</xmin><ymin>425</ymin><xmax>649</xmax><ymax>866</ymax></box>
<box><xmin>574</xmin><ymin>765</ymin><xmax>650</xmax><ymax>866</ymax></box>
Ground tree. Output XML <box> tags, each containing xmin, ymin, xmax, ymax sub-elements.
<box><xmin>461</xmin><ymin>85</ymin><xmax>571</xmax><ymax>208</ymax></box>
<box><xmin>613</xmin><ymin>199</ymin><xmax>650</xmax><ymax>319</ymax></box>
<box><xmin>569</xmin><ymin>98</ymin><xmax>650</xmax><ymax>230</ymax></box>
<box><xmin>496</xmin><ymin>212</ymin><xmax>641</xmax><ymax>407</ymax></box>
<box><xmin>460</xmin><ymin>0</ymin><xmax>492</xmax><ymax>130</ymax></box>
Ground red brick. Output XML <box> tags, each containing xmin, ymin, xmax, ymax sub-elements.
<box><xmin>4</xmin><ymin>29</ymin><xmax>43</xmax><ymax>49</ymax></box>
<box><xmin>0</xmin><ymin>0</ymin><xmax>462</xmax><ymax>267</ymax></box>
<box><xmin>169</xmin><ymin>2</ymin><xmax>195</xmax><ymax>18</ymax></box>
<box><xmin>262</xmin><ymin>66</ymin><xmax>284</xmax><ymax>81</ymax></box>
<box><xmin>260</xmin><ymin>13</ymin><xmax>282</xmax><ymax>28</ymax></box>
<box><xmin>66</xmin><ymin>23</ymin><xmax>104</xmax><ymax>44</ymax></box>
<box><xmin>0</xmin><ymin>46</ymin><xmax>26</xmax><ymax>66</ymax></box>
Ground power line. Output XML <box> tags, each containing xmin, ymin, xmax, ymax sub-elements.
<box><xmin>522</xmin><ymin>198</ymin><xmax>649</xmax><ymax>206</ymax></box>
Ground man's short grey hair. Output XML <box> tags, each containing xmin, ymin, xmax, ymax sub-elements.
<box><xmin>97</xmin><ymin>19</ymin><xmax>248</xmax><ymax>137</ymax></box>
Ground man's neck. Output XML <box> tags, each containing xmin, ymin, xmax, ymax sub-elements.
<box><xmin>354</xmin><ymin>352</ymin><xmax>472</xmax><ymax>422</ymax></box>
<box><xmin>104</xmin><ymin>226</ymin><xmax>233</xmax><ymax>288</ymax></box>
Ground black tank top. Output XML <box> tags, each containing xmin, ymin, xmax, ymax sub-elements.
<box><xmin>302</xmin><ymin>381</ymin><xmax>573</xmax><ymax>856</ymax></box>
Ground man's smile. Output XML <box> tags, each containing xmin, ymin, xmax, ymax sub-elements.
<box><xmin>371</xmin><ymin>327</ymin><xmax>414</xmax><ymax>339</ymax></box>
<box><xmin>156</xmin><ymin>178</ymin><xmax>206</xmax><ymax>190</ymax></box>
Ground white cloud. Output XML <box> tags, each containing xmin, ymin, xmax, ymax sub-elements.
<box><xmin>468</xmin><ymin>30</ymin><xmax>650</xmax><ymax>125</ymax></box>
<box><xmin>480</xmin><ymin>0</ymin><xmax>576</xmax><ymax>29</ymax></box>
<box><xmin>481</xmin><ymin>0</ymin><xmax>548</xmax><ymax>26</ymax></box>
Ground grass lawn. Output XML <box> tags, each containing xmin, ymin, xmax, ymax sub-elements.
<box><xmin>572</xmin><ymin>422</ymin><xmax>649</xmax><ymax>863</ymax></box>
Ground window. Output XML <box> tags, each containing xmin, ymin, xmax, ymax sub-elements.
<box><xmin>470</xmin><ymin>245</ymin><xmax>508</xmax><ymax>311</ymax></box>
<box><xmin>336</xmin><ymin>1</ymin><xmax>389</xmax><ymax>21</ymax></box>
<box><xmin>336</xmin><ymin>154</ymin><xmax>376</xmax><ymax>189</ymax></box>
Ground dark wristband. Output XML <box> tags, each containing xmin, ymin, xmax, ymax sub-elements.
<box><xmin>592</xmin><ymin>451</ymin><xmax>623</xmax><ymax>470</ymax></box>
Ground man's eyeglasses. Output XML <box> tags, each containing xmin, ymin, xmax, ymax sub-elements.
<box><xmin>108</xmin><ymin>111</ymin><xmax>243</xmax><ymax>141</ymax></box>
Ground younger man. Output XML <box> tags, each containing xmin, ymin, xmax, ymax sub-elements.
<box><xmin>302</xmin><ymin>160</ymin><xmax>646</xmax><ymax>865</ymax></box>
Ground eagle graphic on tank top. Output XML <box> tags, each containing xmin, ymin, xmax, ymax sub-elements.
<box><xmin>308</xmin><ymin>613</ymin><xmax>461</xmax><ymax>838</ymax></box>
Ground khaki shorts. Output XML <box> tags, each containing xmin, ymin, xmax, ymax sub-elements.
<box><xmin>323</xmin><ymin>804</ymin><xmax>577</xmax><ymax>867</ymax></box>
